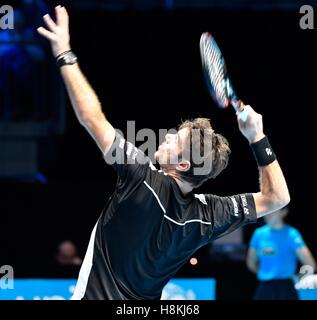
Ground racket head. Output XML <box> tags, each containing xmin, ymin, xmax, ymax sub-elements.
<box><xmin>200</xmin><ymin>32</ymin><xmax>231</xmax><ymax>109</ymax></box>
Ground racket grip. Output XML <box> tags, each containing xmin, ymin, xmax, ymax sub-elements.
<box><xmin>236</xmin><ymin>101</ymin><xmax>248</xmax><ymax>122</ymax></box>
<box><xmin>237</xmin><ymin>108</ymin><xmax>248</xmax><ymax>122</ymax></box>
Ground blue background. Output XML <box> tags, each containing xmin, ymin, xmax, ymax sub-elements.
<box><xmin>0</xmin><ymin>278</ymin><xmax>216</xmax><ymax>300</ymax></box>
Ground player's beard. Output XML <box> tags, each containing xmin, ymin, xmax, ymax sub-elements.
<box><xmin>155</xmin><ymin>149</ymin><xmax>177</xmax><ymax>172</ymax></box>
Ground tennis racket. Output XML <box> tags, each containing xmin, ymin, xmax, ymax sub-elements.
<box><xmin>200</xmin><ymin>32</ymin><xmax>248</xmax><ymax>122</ymax></box>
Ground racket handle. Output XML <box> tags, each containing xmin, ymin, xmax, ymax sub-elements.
<box><xmin>236</xmin><ymin>101</ymin><xmax>248</xmax><ymax>122</ymax></box>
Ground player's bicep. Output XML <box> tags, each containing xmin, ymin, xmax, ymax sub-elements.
<box><xmin>207</xmin><ymin>193</ymin><xmax>257</xmax><ymax>240</ymax></box>
<box><xmin>82</xmin><ymin>112</ymin><xmax>116</xmax><ymax>155</ymax></box>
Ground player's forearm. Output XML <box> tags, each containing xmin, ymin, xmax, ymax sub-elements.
<box><xmin>37</xmin><ymin>6</ymin><xmax>115</xmax><ymax>153</ymax></box>
<box><xmin>60</xmin><ymin>64</ymin><xmax>105</xmax><ymax>126</ymax></box>
<box><xmin>257</xmin><ymin>160</ymin><xmax>290</xmax><ymax>212</ymax></box>
<box><xmin>237</xmin><ymin>106</ymin><xmax>290</xmax><ymax>215</ymax></box>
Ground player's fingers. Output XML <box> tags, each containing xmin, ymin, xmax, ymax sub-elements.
<box><xmin>37</xmin><ymin>27</ymin><xmax>56</xmax><ymax>41</ymax></box>
<box><xmin>243</xmin><ymin>105</ymin><xmax>260</xmax><ymax>122</ymax></box>
<box><xmin>236</xmin><ymin>111</ymin><xmax>247</xmax><ymax>127</ymax></box>
<box><xmin>242</xmin><ymin>104</ymin><xmax>253</xmax><ymax>114</ymax></box>
<box><xmin>56</xmin><ymin>5</ymin><xmax>69</xmax><ymax>26</ymax></box>
<box><xmin>43</xmin><ymin>14</ymin><xmax>57</xmax><ymax>32</ymax></box>
<box><xmin>237</xmin><ymin>117</ymin><xmax>246</xmax><ymax>129</ymax></box>
<box><xmin>244</xmin><ymin>105</ymin><xmax>262</xmax><ymax>120</ymax></box>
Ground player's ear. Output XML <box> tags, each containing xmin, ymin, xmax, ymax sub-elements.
<box><xmin>176</xmin><ymin>160</ymin><xmax>191</xmax><ymax>173</ymax></box>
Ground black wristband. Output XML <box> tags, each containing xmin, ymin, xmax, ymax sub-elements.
<box><xmin>250</xmin><ymin>136</ymin><xmax>276</xmax><ymax>167</ymax></box>
<box><xmin>55</xmin><ymin>50</ymin><xmax>72</xmax><ymax>60</ymax></box>
<box><xmin>56</xmin><ymin>51</ymin><xmax>78</xmax><ymax>68</ymax></box>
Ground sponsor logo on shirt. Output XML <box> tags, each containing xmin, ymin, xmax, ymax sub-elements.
<box><xmin>230</xmin><ymin>197</ymin><xmax>239</xmax><ymax>216</ymax></box>
<box><xmin>131</xmin><ymin>148</ymin><xmax>138</xmax><ymax>160</ymax></box>
<box><xmin>126</xmin><ymin>141</ymin><xmax>139</xmax><ymax>161</ymax></box>
<box><xmin>119</xmin><ymin>138</ymin><xmax>125</xmax><ymax>149</ymax></box>
<box><xmin>126</xmin><ymin>142</ymin><xmax>134</xmax><ymax>157</ymax></box>
<box><xmin>240</xmin><ymin>194</ymin><xmax>250</xmax><ymax>215</ymax></box>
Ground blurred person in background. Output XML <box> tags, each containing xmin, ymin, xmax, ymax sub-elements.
<box><xmin>246</xmin><ymin>206</ymin><xmax>316</xmax><ymax>300</ymax></box>
<box><xmin>51</xmin><ymin>240</ymin><xmax>82</xmax><ymax>278</ymax></box>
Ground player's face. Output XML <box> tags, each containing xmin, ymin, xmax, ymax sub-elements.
<box><xmin>154</xmin><ymin>128</ymin><xmax>189</xmax><ymax>170</ymax></box>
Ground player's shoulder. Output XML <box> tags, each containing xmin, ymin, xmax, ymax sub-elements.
<box><xmin>285</xmin><ymin>224</ymin><xmax>301</xmax><ymax>237</ymax></box>
<box><xmin>194</xmin><ymin>193</ymin><xmax>209</xmax><ymax>206</ymax></box>
<box><xmin>198</xmin><ymin>193</ymin><xmax>229</xmax><ymax>204</ymax></box>
<box><xmin>194</xmin><ymin>193</ymin><xmax>227</xmax><ymax>208</ymax></box>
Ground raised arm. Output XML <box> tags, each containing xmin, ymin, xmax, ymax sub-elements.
<box><xmin>37</xmin><ymin>5</ymin><xmax>115</xmax><ymax>154</ymax></box>
<box><xmin>237</xmin><ymin>105</ymin><xmax>290</xmax><ymax>218</ymax></box>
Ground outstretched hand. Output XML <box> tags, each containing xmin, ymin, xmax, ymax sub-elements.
<box><xmin>237</xmin><ymin>105</ymin><xmax>265</xmax><ymax>144</ymax></box>
<box><xmin>37</xmin><ymin>5</ymin><xmax>71</xmax><ymax>57</ymax></box>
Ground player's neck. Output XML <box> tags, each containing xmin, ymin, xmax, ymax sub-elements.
<box><xmin>166</xmin><ymin>172</ymin><xmax>193</xmax><ymax>195</ymax></box>
<box><xmin>269</xmin><ymin>221</ymin><xmax>285</xmax><ymax>230</ymax></box>
<box><xmin>176</xmin><ymin>179</ymin><xmax>193</xmax><ymax>195</ymax></box>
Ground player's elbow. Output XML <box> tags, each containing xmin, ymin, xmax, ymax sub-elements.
<box><xmin>78</xmin><ymin>111</ymin><xmax>93</xmax><ymax>126</ymax></box>
<box><xmin>276</xmin><ymin>190</ymin><xmax>291</xmax><ymax>208</ymax></box>
<box><xmin>259</xmin><ymin>190</ymin><xmax>290</xmax><ymax>215</ymax></box>
<box><xmin>311</xmin><ymin>260</ymin><xmax>317</xmax><ymax>273</ymax></box>
<box><xmin>269</xmin><ymin>191</ymin><xmax>291</xmax><ymax>212</ymax></box>
<box><xmin>282</xmin><ymin>193</ymin><xmax>291</xmax><ymax>207</ymax></box>
<box><xmin>78</xmin><ymin>110</ymin><xmax>104</xmax><ymax>128</ymax></box>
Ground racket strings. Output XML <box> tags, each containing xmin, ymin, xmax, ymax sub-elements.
<box><xmin>201</xmin><ymin>38</ymin><xmax>228</xmax><ymax>106</ymax></box>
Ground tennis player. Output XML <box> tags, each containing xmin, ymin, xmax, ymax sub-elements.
<box><xmin>37</xmin><ymin>6</ymin><xmax>290</xmax><ymax>300</ymax></box>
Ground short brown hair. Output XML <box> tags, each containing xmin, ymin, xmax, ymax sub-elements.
<box><xmin>177</xmin><ymin>118</ymin><xmax>231</xmax><ymax>188</ymax></box>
